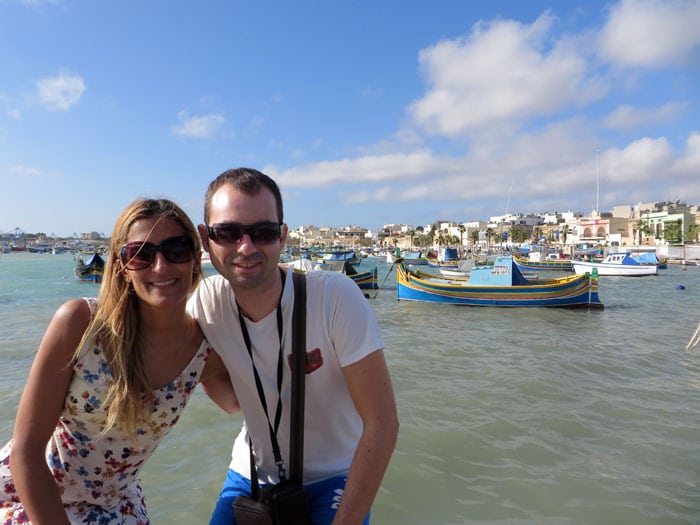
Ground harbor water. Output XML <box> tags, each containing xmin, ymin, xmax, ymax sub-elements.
<box><xmin>1</xmin><ymin>252</ymin><xmax>699</xmax><ymax>524</ymax></box>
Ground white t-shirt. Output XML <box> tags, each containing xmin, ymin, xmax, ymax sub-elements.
<box><xmin>188</xmin><ymin>266</ymin><xmax>384</xmax><ymax>483</ymax></box>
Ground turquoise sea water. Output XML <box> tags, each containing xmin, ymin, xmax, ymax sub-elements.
<box><xmin>1</xmin><ymin>252</ymin><xmax>700</xmax><ymax>524</ymax></box>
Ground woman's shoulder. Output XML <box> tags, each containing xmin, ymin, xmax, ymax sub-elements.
<box><xmin>51</xmin><ymin>297</ymin><xmax>93</xmax><ymax>329</ymax></box>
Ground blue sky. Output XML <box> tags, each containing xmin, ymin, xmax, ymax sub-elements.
<box><xmin>1</xmin><ymin>0</ymin><xmax>699</xmax><ymax>237</ymax></box>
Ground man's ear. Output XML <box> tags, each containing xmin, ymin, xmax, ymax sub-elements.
<box><xmin>280</xmin><ymin>223</ymin><xmax>289</xmax><ymax>246</ymax></box>
<box><xmin>198</xmin><ymin>224</ymin><xmax>210</xmax><ymax>252</ymax></box>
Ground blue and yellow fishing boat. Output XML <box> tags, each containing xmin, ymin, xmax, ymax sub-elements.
<box><xmin>513</xmin><ymin>254</ymin><xmax>573</xmax><ymax>272</ymax></box>
<box><xmin>396</xmin><ymin>256</ymin><xmax>603</xmax><ymax>308</ymax></box>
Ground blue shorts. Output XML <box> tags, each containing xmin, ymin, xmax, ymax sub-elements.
<box><xmin>208</xmin><ymin>469</ymin><xmax>370</xmax><ymax>525</ymax></box>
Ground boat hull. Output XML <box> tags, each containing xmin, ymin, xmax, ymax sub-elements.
<box><xmin>572</xmin><ymin>260</ymin><xmax>658</xmax><ymax>276</ymax></box>
<box><xmin>349</xmin><ymin>268</ymin><xmax>378</xmax><ymax>289</ymax></box>
<box><xmin>74</xmin><ymin>253</ymin><xmax>105</xmax><ymax>283</ymax></box>
<box><xmin>513</xmin><ymin>255</ymin><xmax>573</xmax><ymax>272</ymax></box>
<box><xmin>396</xmin><ymin>261</ymin><xmax>603</xmax><ymax>308</ymax></box>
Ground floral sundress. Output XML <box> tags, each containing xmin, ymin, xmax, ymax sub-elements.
<box><xmin>0</xmin><ymin>312</ymin><xmax>211</xmax><ymax>524</ymax></box>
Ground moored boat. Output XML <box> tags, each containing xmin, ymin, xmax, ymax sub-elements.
<box><xmin>74</xmin><ymin>252</ymin><xmax>105</xmax><ymax>283</ymax></box>
<box><xmin>427</xmin><ymin>247</ymin><xmax>459</xmax><ymax>269</ymax></box>
<box><xmin>572</xmin><ymin>252</ymin><xmax>658</xmax><ymax>277</ymax></box>
<box><xmin>340</xmin><ymin>261</ymin><xmax>378</xmax><ymax>290</ymax></box>
<box><xmin>387</xmin><ymin>249</ymin><xmax>429</xmax><ymax>265</ymax></box>
<box><xmin>627</xmin><ymin>248</ymin><xmax>667</xmax><ymax>269</ymax></box>
<box><xmin>289</xmin><ymin>258</ymin><xmax>378</xmax><ymax>290</ymax></box>
<box><xmin>438</xmin><ymin>267</ymin><xmax>470</xmax><ymax>279</ymax></box>
<box><xmin>513</xmin><ymin>253</ymin><xmax>573</xmax><ymax>272</ymax></box>
<box><xmin>573</xmin><ymin>243</ymin><xmax>605</xmax><ymax>259</ymax></box>
<box><xmin>396</xmin><ymin>256</ymin><xmax>603</xmax><ymax>308</ymax></box>
<box><xmin>320</xmin><ymin>250</ymin><xmax>359</xmax><ymax>264</ymax></box>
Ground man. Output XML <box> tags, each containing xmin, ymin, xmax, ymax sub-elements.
<box><xmin>189</xmin><ymin>167</ymin><xmax>399</xmax><ymax>524</ymax></box>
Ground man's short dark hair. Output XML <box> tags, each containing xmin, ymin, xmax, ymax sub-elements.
<box><xmin>204</xmin><ymin>167</ymin><xmax>284</xmax><ymax>225</ymax></box>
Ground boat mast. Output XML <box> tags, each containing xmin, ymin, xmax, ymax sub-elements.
<box><xmin>505</xmin><ymin>177</ymin><xmax>514</xmax><ymax>215</ymax></box>
<box><xmin>596</xmin><ymin>149</ymin><xmax>600</xmax><ymax>214</ymax></box>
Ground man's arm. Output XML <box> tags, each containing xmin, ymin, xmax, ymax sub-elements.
<box><xmin>333</xmin><ymin>349</ymin><xmax>399</xmax><ymax>524</ymax></box>
<box><xmin>200</xmin><ymin>350</ymin><xmax>240</xmax><ymax>414</ymax></box>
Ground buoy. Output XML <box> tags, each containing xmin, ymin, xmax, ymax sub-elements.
<box><xmin>676</xmin><ymin>285</ymin><xmax>686</xmax><ymax>290</ymax></box>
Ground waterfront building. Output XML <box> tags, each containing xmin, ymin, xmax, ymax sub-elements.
<box><xmin>638</xmin><ymin>202</ymin><xmax>696</xmax><ymax>245</ymax></box>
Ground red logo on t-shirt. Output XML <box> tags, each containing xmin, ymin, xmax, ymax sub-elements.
<box><xmin>287</xmin><ymin>348</ymin><xmax>323</xmax><ymax>374</ymax></box>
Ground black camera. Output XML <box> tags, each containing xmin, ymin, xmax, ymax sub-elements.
<box><xmin>264</xmin><ymin>481</ymin><xmax>311</xmax><ymax>525</ymax></box>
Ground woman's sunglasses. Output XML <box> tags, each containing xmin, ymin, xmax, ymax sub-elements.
<box><xmin>120</xmin><ymin>235</ymin><xmax>196</xmax><ymax>271</ymax></box>
<box><xmin>206</xmin><ymin>221</ymin><xmax>283</xmax><ymax>245</ymax></box>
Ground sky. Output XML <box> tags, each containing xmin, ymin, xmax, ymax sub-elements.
<box><xmin>1</xmin><ymin>0</ymin><xmax>699</xmax><ymax>237</ymax></box>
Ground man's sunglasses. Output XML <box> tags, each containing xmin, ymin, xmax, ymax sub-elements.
<box><xmin>206</xmin><ymin>221</ymin><xmax>283</xmax><ymax>245</ymax></box>
<box><xmin>120</xmin><ymin>235</ymin><xmax>196</xmax><ymax>271</ymax></box>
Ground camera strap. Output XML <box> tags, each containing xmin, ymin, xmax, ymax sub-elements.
<box><xmin>238</xmin><ymin>269</ymin><xmax>307</xmax><ymax>495</ymax></box>
<box><xmin>238</xmin><ymin>269</ymin><xmax>286</xmax><ymax>481</ymax></box>
<box><xmin>288</xmin><ymin>271</ymin><xmax>307</xmax><ymax>482</ymax></box>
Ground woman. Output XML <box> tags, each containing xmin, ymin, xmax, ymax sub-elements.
<box><xmin>0</xmin><ymin>198</ymin><xmax>238</xmax><ymax>524</ymax></box>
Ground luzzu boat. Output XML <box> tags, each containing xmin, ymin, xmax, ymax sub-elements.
<box><xmin>320</xmin><ymin>249</ymin><xmax>359</xmax><ymax>264</ymax></box>
<box><xmin>342</xmin><ymin>262</ymin><xmax>378</xmax><ymax>290</ymax></box>
<box><xmin>426</xmin><ymin>247</ymin><xmax>460</xmax><ymax>269</ymax></box>
<box><xmin>290</xmin><ymin>258</ymin><xmax>378</xmax><ymax>290</ymax></box>
<box><xmin>396</xmin><ymin>256</ymin><xmax>603</xmax><ymax>308</ymax></box>
<box><xmin>513</xmin><ymin>253</ymin><xmax>573</xmax><ymax>272</ymax></box>
<box><xmin>74</xmin><ymin>252</ymin><xmax>105</xmax><ymax>283</ymax></box>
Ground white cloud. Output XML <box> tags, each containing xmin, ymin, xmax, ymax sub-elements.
<box><xmin>271</xmin><ymin>150</ymin><xmax>451</xmax><ymax>189</ymax></box>
<box><xmin>671</xmin><ymin>131</ymin><xmax>700</xmax><ymax>175</ymax></box>
<box><xmin>172</xmin><ymin>110</ymin><xmax>225</xmax><ymax>138</ymax></box>
<box><xmin>407</xmin><ymin>12</ymin><xmax>607</xmax><ymax>139</ymax></box>
<box><xmin>604</xmin><ymin>137</ymin><xmax>675</xmax><ymax>184</ymax></box>
<box><xmin>603</xmin><ymin>102</ymin><xmax>687</xmax><ymax>129</ymax></box>
<box><xmin>36</xmin><ymin>72</ymin><xmax>86</xmax><ymax>111</ymax></box>
<box><xmin>268</xmin><ymin>4</ymin><xmax>700</xmax><ymax>220</ymax></box>
<box><xmin>598</xmin><ymin>0</ymin><xmax>700</xmax><ymax>67</ymax></box>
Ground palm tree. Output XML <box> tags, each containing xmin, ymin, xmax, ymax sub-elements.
<box><xmin>491</xmin><ymin>230</ymin><xmax>501</xmax><ymax>247</ymax></box>
<box><xmin>533</xmin><ymin>227</ymin><xmax>543</xmax><ymax>243</ymax></box>
<box><xmin>664</xmin><ymin>220</ymin><xmax>682</xmax><ymax>245</ymax></box>
<box><xmin>636</xmin><ymin>219</ymin><xmax>651</xmax><ymax>244</ymax></box>
<box><xmin>561</xmin><ymin>224</ymin><xmax>570</xmax><ymax>245</ymax></box>
<box><xmin>470</xmin><ymin>231</ymin><xmax>479</xmax><ymax>251</ymax></box>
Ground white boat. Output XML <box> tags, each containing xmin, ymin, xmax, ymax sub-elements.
<box><xmin>387</xmin><ymin>250</ymin><xmax>428</xmax><ymax>266</ymax></box>
<box><xmin>438</xmin><ymin>258</ymin><xmax>475</xmax><ymax>279</ymax></box>
<box><xmin>438</xmin><ymin>267</ymin><xmax>469</xmax><ymax>279</ymax></box>
<box><xmin>572</xmin><ymin>252</ymin><xmax>658</xmax><ymax>277</ymax></box>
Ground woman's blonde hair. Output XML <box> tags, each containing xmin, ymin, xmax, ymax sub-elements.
<box><xmin>75</xmin><ymin>198</ymin><xmax>202</xmax><ymax>436</ymax></box>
